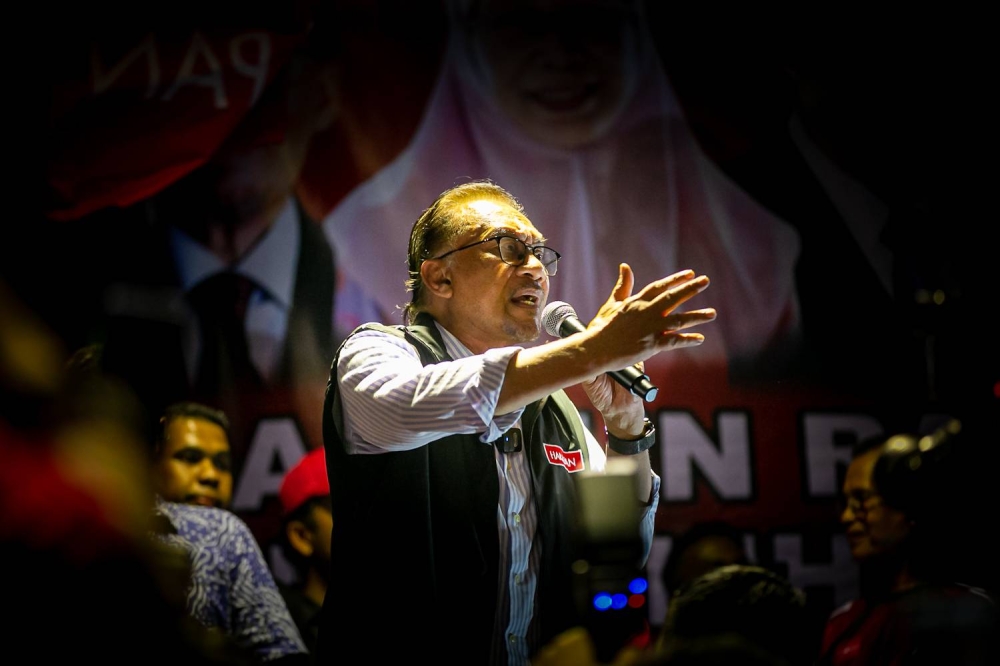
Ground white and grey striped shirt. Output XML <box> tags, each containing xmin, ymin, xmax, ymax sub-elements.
<box><xmin>336</xmin><ymin>322</ymin><xmax>659</xmax><ymax>665</ymax></box>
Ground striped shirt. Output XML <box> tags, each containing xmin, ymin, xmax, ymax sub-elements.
<box><xmin>337</xmin><ymin>323</ymin><xmax>659</xmax><ymax>665</ymax></box>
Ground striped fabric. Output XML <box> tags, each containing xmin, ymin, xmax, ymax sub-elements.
<box><xmin>336</xmin><ymin>322</ymin><xmax>659</xmax><ymax>665</ymax></box>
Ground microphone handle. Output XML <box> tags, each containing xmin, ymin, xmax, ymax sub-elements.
<box><xmin>608</xmin><ymin>366</ymin><xmax>658</xmax><ymax>402</ymax></box>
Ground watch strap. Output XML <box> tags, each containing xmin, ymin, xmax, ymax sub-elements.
<box><xmin>606</xmin><ymin>418</ymin><xmax>656</xmax><ymax>455</ymax></box>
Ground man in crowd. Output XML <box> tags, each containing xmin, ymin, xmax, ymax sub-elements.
<box><xmin>153</xmin><ymin>401</ymin><xmax>234</xmax><ymax>510</ymax></box>
<box><xmin>276</xmin><ymin>447</ymin><xmax>333</xmax><ymax>662</ymax></box>
<box><xmin>150</xmin><ymin>401</ymin><xmax>308</xmax><ymax>663</ymax></box>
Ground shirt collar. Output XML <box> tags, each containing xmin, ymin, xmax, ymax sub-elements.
<box><xmin>169</xmin><ymin>196</ymin><xmax>300</xmax><ymax>309</ymax></box>
<box><xmin>434</xmin><ymin>321</ymin><xmax>473</xmax><ymax>361</ymax></box>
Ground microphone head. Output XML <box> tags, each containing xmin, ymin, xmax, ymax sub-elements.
<box><xmin>542</xmin><ymin>300</ymin><xmax>577</xmax><ymax>338</ymax></box>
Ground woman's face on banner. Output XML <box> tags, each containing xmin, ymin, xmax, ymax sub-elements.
<box><xmin>468</xmin><ymin>0</ymin><xmax>641</xmax><ymax>149</ymax></box>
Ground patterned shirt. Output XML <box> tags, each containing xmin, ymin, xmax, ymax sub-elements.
<box><xmin>337</xmin><ymin>323</ymin><xmax>660</xmax><ymax>665</ymax></box>
<box><xmin>152</xmin><ymin>498</ymin><xmax>307</xmax><ymax>662</ymax></box>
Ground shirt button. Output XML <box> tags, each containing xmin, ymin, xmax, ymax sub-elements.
<box><xmin>508</xmin><ymin>634</ymin><xmax>516</xmax><ymax>644</ymax></box>
<box><xmin>514</xmin><ymin>574</ymin><xmax>521</xmax><ymax>584</ymax></box>
<box><xmin>513</xmin><ymin>513</ymin><xmax>521</xmax><ymax>524</ymax></box>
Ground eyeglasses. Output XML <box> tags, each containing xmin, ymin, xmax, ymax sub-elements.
<box><xmin>840</xmin><ymin>491</ymin><xmax>882</xmax><ymax>518</ymax></box>
<box><xmin>430</xmin><ymin>235</ymin><xmax>560</xmax><ymax>276</ymax></box>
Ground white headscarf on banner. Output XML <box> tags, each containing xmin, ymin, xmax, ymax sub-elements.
<box><xmin>322</xmin><ymin>0</ymin><xmax>802</xmax><ymax>372</ymax></box>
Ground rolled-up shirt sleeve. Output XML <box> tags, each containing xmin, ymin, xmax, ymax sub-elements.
<box><xmin>337</xmin><ymin>326</ymin><xmax>525</xmax><ymax>453</ymax></box>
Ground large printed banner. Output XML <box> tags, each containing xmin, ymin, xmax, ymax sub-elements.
<box><xmin>35</xmin><ymin>1</ymin><xmax>996</xmax><ymax>637</ymax></box>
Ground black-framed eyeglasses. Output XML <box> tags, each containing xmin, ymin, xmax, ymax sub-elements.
<box><xmin>839</xmin><ymin>491</ymin><xmax>882</xmax><ymax>518</ymax></box>
<box><xmin>430</xmin><ymin>235</ymin><xmax>560</xmax><ymax>276</ymax></box>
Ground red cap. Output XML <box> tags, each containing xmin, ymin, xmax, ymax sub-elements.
<box><xmin>279</xmin><ymin>448</ymin><xmax>330</xmax><ymax>516</ymax></box>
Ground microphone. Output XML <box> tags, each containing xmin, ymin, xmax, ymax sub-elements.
<box><xmin>541</xmin><ymin>300</ymin><xmax>659</xmax><ymax>402</ymax></box>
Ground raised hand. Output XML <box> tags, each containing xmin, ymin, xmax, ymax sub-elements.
<box><xmin>582</xmin><ymin>264</ymin><xmax>717</xmax><ymax>436</ymax></box>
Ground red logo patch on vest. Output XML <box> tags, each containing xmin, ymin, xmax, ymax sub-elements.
<box><xmin>543</xmin><ymin>444</ymin><xmax>584</xmax><ymax>473</ymax></box>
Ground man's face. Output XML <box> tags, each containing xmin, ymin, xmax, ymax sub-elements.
<box><xmin>154</xmin><ymin>416</ymin><xmax>234</xmax><ymax>509</ymax></box>
<box><xmin>433</xmin><ymin>198</ymin><xmax>551</xmax><ymax>352</ymax></box>
<box><xmin>840</xmin><ymin>449</ymin><xmax>911</xmax><ymax>562</ymax></box>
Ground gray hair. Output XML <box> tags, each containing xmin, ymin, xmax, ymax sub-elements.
<box><xmin>403</xmin><ymin>179</ymin><xmax>522</xmax><ymax>324</ymax></box>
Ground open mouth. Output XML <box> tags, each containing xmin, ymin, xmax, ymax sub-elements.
<box><xmin>511</xmin><ymin>292</ymin><xmax>541</xmax><ymax>308</ymax></box>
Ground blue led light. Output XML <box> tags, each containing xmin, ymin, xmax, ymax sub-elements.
<box><xmin>611</xmin><ymin>593</ymin><xmax>628</xmax><ymax>610</ymax></box>
<box><xmin>592</xmin><ymin>593</ymin><xmax>613</xmax><ymax>610</ymax></box>
<box><xmin>629</xmin><ymin>577</ymin><xmax>648</xmax><ymax>594</ymax></box>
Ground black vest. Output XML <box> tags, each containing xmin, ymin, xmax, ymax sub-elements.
<box><xmin>317</xmin><ymin>313</ymin><xmax>591</xmax><ymax>664</ymax></box>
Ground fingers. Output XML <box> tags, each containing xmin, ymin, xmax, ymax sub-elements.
<box><xmin>606</xmin><ymin>267</ymin><xmax>714</xmax><ymax>343</ymax></box>
<box><xmin>636</xmin><ymin>269</ymin><xmax>708</xmax><ymax>303</ymax></box>
<box><xmin>634</xmin><ymin>269</ymin><xmax>696</xmax><ymax>300</ymax></box>
<box><xmin>665</xmin><ymin>308</ymin><xmax>717</xmax><ymax>331</ymax></box>
<box><xmin>609</xmin><ymin>263</ymin><xmax>635</xmax><ymax>304</ymax></box>
<box><xmin>656</xmin><ymin>331</ymin><xmax>707</xmax><ymax>350</ymax></box>
<box><xmin>645</xmin><ymin>273</ymin><xmax>714</xmax><ymax>348</ymax></box>
<box><xmin>663</xmin><ymin>268</ymin><xmax>697</xmax><ymax>284</ymax></box>
<box><xmin>649</xmin><ymin>274</ymin><xmax>710</xmax><ymax>315</ymax></box>
<box><xmin>596</xmin><ymin>264</ymin><xmax>636</xmax><ymax>321</ymax></box>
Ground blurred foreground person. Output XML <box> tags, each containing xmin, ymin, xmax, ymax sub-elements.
<box><xmin>533</xmin><ymin>564</ymin><xmax>813</xmax><ymax>666</ymax></box>
<box><xmin>1</xmin><ymin>283</ymin><xmax>241</xmax><ymax>664</ymax></box>
<box><xmin>661</xmin><ymin>521</ymin><xmax>750</xmax><ymax>600</ymax></box>
<box><xmin>656</xmin><ymin>564</ymin><xmax>815</xmax><ymax>666</ymax></box>
<box><xmin>37</xmin><ymin>345</ymin><xmax>310</xmax><ymax>663</ymax></box>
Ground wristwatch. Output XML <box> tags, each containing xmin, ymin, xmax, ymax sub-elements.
<box><xmin>606</xmin><ymin>418</ymin><xmax>656</xmax><ymax>455</ymax></box>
